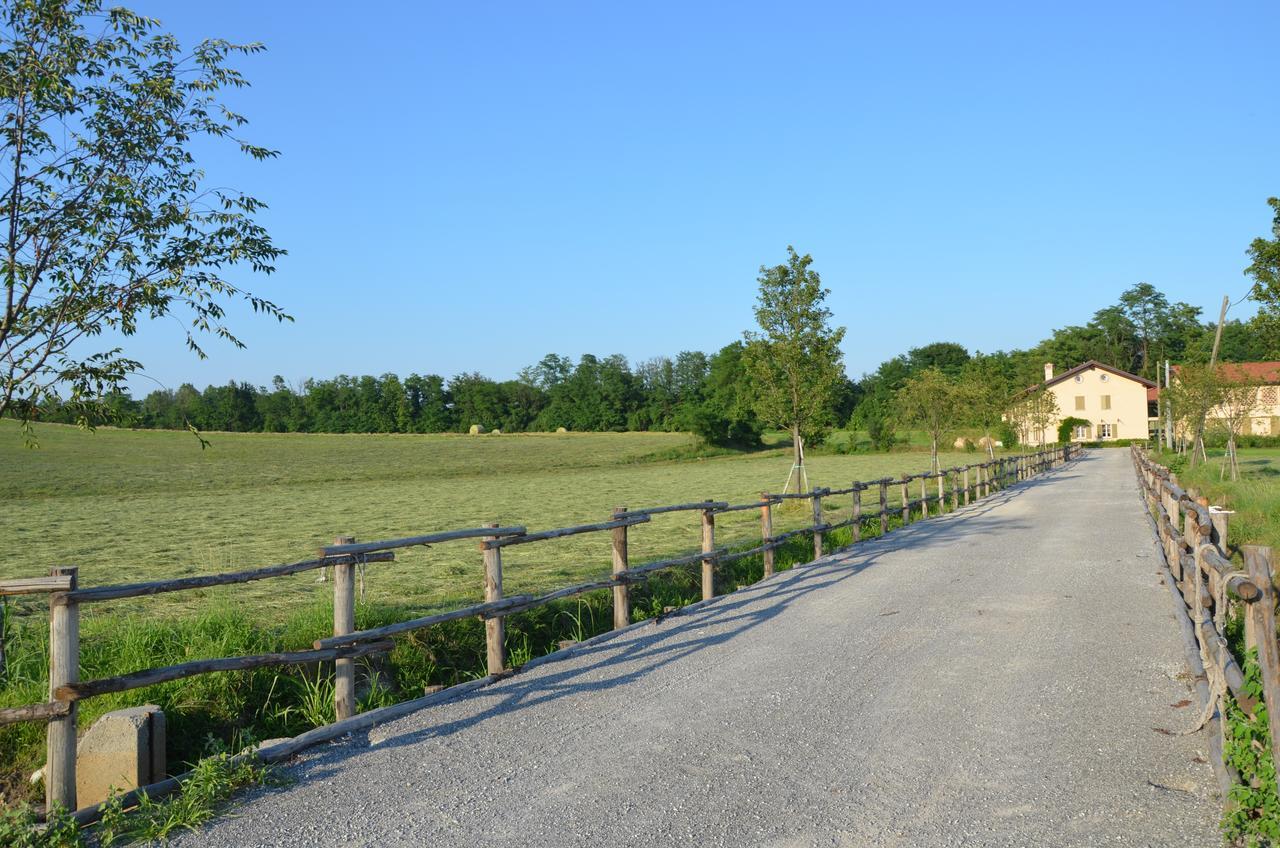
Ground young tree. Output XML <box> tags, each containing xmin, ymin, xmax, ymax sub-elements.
<box><xmin>1007</xmin><ymin>388</ymin><xmax>1059</xmax><ymax>448</ymax></box>
<box><xmin>1027</xmin><ymin>389</ymin><xmax>1060</xmax><ymax>448</ymax></box>
<box><xmin>0</xmin><ymin>2</ymin><xmax>287</xmax><ymax>431</ymax></box>
<box><xmin>959</xmin><ymin>355</ymin><xmax>1012</xmax><ymax>459</ymax></box>
<box><xmin>1165</xmin><ymin>363</ymin><xmax>1215</xmax><ymax>460</ymax></box>
<box><xmin>893</xmin><ymin>368</ymin><xmax>959</xmax><ymax>472</ymax></box>
<box><xmin>743</xmin><ymin>246</ymin><xmax>846</xmax><ymax>493</ymax></box>
<box><xmin>1213</xmin><ymin>377</ymin><xmax>1259</xmax><ymax>482</ymax></box>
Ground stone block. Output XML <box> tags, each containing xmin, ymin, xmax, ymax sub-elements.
<box><xmin>75</xmin><ymin>704</ymin><xmax>165</xmax><ymax>808</ymax></box>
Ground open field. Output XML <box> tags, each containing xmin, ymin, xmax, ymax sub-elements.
<box><xmin>1162</xmin><ymin>447</ymin><xmax>1280</xmax><ymax>552</ymax></box>
<box><xmin>1</xmin><ymin>421</ymin><xmax>994</xmax><ymax>620</ymax></box>
<box><xmin>0</xmin><ymin>421</ymin><xmax>1012</xmax><ymax>799</ymax></box>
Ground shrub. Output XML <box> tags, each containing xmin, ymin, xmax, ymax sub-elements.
<box><xmin>866</xmin><ymin>413</ymin><xmax>895</xmax><ymax>452</ymax></box>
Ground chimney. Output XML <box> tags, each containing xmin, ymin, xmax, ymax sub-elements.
<box><xmin>1044</xmin><ymin>363</ymin><xmax>1054</xmax><ymax>382</ymax></box>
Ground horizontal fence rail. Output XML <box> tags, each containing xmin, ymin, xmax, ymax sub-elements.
<box><xmin>2</xmin><ymin>445</ymin><xmax>1075</xmax><ymax>816</ymax></box>
<box><xmin>1130</xmin><ymin>445</ymin><xmax>1277</xmax><ymax>802</ymax></box>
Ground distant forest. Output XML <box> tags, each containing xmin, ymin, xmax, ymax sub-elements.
<box><xmin>22</xmin><ymin>284</ymin><xmax>1279</xmax><ymax>446</ymax></box>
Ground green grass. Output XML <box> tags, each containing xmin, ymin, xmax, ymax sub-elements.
<box><xmin>1155</xmin><ymin>447</ymin><xmax>1280</xmax><ymax>844</ymax></box>
<box><xmin>0</xmin><ymin>420</ymin><xmax>1018</xmax><ymax>813</ymax></box>
<box><xmin>0</xmin><ymin>420</ymin><xmax>992</xmax><ymax>618</ymax></box>
<box><xmin>1159</xmin><ymin>447</ymin><xmax>1280</xmax><ymax>553</ymax></box>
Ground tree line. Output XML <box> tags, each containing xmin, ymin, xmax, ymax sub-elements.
<box><xmin>28</xmin><ymin>345</ymin><xmax>781</xmax><ymax>445</ymax></box>
<box><xmin>22</xmin><ymin>278</ymin><xmax>1279</xmax><ymax>451</ymax></box>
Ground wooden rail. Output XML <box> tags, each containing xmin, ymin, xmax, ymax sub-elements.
<box><xmin>3</xmin><ymin>445</ymin><xmax>1074</xmax><ymax>816</ymax></box>
<box><xmin>1130</xmin><ymin>445</ymin><xmax>1277</xmax><ymax>800</ymax></box>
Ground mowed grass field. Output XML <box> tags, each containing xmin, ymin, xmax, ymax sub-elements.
<box><xmin>1</xmin><ymin>421</ymin><xmax>989</xmax><ymax>622</ymax></box>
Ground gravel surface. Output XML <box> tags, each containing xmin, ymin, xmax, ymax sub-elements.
<box><xmin>171</xmin><ymin>450</ymin><xmax>1221</xmax><ymax>847</ymax></box>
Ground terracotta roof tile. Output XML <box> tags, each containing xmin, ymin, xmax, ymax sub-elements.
<box><xmin>1170</xmin><ymin>361</ymin><xmax>1280</xmax><ymax>383</ymax></box>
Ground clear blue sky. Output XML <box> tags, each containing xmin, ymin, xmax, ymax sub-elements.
<box><xmin>120</xmin><ymin>1</ymin><xmax>1278</xmax><ymax>392</ymax></box>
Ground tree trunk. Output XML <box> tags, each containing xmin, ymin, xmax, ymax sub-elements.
<box><xmin>792</xmin><ymin>426</ymin><xmax>807</xmax><ymax>493</ymax></box>
<box><xmin>930</xmin><ymin>435</ymin><xmax>939</xmax><ymax>473</ymax></box>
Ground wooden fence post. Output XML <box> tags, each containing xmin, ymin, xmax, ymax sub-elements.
<box><xmin>878</xmin><ymin>479</ymin><xmax>889</xmax><ymax>535</ymax></box>
<box><xmin>482</xmin><ymin>524</ymin><xmax>505</xmax><ymax>675</ymax></box>
<box><xmin>851</xmin><ymin>483</ymin><xmax>862</xmax><ymax>543</ymax></box>
<box><xmin>47</xmin><ymin>565</ymin><xmax>79</xmax><ymax>813</ymax></box>
<box><xmin>811</xmin><ymin>489</ymin><xmax>824</xmax><ymax>560</ymax></box>
<box><xmin>920</xmin><ymin>476</ymin><xmax>928</xmax><ymax>518</ymax></box>
<box><xmin>333</xmin><ymin>536</ymin><xmax>356</xmax><ymax>722</ymax></box>
<box><xmin>963</xmin><ymin>466</ymin><xmax>970</xmax><ymax>505</ymax></box>
<box><xmin>611</xmin><ymin>507</ymin><xmax>630</xmax><ymax>630</ymax></box>
<box><xmin>900</xmin><ymin>476</ymin><xmax>910</xmax><ymax>524</ymax></box>
<box><xmin>760</xmin><ymin>493</ymin><xmax>775</xmax><ymax>578</ymax></box>
<box><xmin>701</xmin><ymin>506</ymin><xmax>716</xmax><ymax>600</ymax></box>
<box><xmin>940</xmin><ymin>471</ymin><xmax>948</xmax><ymax>513</ymax></box>
<box><xmin>0</xmin><ymin>596</ymin><xmax>7</xmax><ymax>682</ymax></box>
<box><xmin>1181</xmin><ymin>507</ymin><xmax>1200</xmax><ymax>607</ymax></box>
<box><xmin>1244</xmin><ymin>546</ymin><xmax>1280</xmax><ymax>787</ymax></box>
<box><xmin>1209</xmin><ymin>508</ymin><xmax>1232</xmax><ymax>558</ymax></box>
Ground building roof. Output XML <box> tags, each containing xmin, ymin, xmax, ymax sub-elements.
<box><xmin>1171</xmin><ymin>361</ymin><xmax>1280</xmax><ymax>384</ymax></box>
<box><xmin>1041</xmin><ymin>360</ymin><xmax>1156</xmax><ymax>390</ymax></box>
<box><xmin>1147</xmin><ymin>386</ymin><xmax>1159</xmax><ymax>402</ymax></box>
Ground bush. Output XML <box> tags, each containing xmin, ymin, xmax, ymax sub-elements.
<box><xmin>997</xmin><ymin>421</ymin><xmax>1018</xmax><ymax>448</ymax></box>
<box><xmin>866</xmin><ymin>413</ymin><xmax>895</xmax><ymax>452</ymax></box>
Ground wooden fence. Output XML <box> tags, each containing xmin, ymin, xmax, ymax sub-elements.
<box><xmin>1130</xmin><ymin>445</ymin><xmax>1279</xmax><ymax>797</ymax></box>
<box><xmin>0</xmin><ymin>445</ymin><xmax>1075</xmax><ymax>817</ymax></box>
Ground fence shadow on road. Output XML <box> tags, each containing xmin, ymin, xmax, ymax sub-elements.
<box><xmin>262</xmin><ymin>451</ymin><xmax>1091</xmax><ymax>787</ymax></box>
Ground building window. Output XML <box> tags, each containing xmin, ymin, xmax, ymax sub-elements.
<box><xmin>1074</xmin><ymin>425</ymin><xmax>1090</xmax><ymax>439</ymax></box>
<box><xmin>1075</xmin><ymin>395</ymin><xmax>1085</xmax><ymax>410</ymax></box>
<box><xmin>1101</xmin><ymin>395</ymin><xmax>1111</xmax><ymax>410</ymax></box>
<box><xmin>1099</xmin><ymin>423</ymin><xmax>1112</xmax><ymax>438</ymax></box>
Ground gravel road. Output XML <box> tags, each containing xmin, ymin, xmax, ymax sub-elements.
<box><xmin>172</xmin><ymin>450</ymin><xmax>1221</xmax><ymax>847</ymax></box>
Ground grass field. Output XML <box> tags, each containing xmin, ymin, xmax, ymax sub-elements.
<box><xmin>0</xmin><ymin>421</ymin><xmax>1013</xmax><ymax>805</ymax></box>
<box><xmin>1161</xmin><ymin>447</ymin><xmax>1280</xmax><ymax>552</ymax></box>
<box><xmin>0</xmin><ymin>420</ymin><xmax>991</xmax><ymax>620</ymax></box>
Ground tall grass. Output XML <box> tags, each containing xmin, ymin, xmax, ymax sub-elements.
<box><xmin>1160</xmin><ymin>448</ymin><xmax>1280</xmax><ymax>552</ymax></box>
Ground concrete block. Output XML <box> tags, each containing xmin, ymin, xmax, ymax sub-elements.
<box><xmin>75</xmin><ymin>704</ymin><xmax>165</xmax><ymax>808</ymax></box>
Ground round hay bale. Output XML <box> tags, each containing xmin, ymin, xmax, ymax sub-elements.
<box><xmin>489</xmin><ymin>428</ymin><xmax>502</xmax><ymax>435</ymax></box>
<box><xmin>977</xmin><ymin>435</ymin><xmax>995</xmax><ymax>450</ymax></box>
<box><xmin>953</xmin><ymin>437</ymin><xmax>971</xmax><ymax>450</ymax></box>
<box><xmin>468</xmin><ymin>424</ymin><xmax>483</xmax><ymax>435</ymax></box>
<box><xmin>555</xmin><ymin>426</ymin><xmax>568</xmax><ymax>434</ymax></box>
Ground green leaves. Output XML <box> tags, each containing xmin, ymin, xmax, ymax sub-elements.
<box><xmin>1245</xmin><ymin>198</ymin><xmax>1280</xmax><ymax>359</ymax></box>
<box><xmin>743</xmin><ymin>246</ymin><xmax>847</xmax><ymax>450</ymax></box>
<box><xmin>0</xmin><ymin>0</ymin><xmax>287</xmax><ymax>430</ymax></box>
<box><xmin>1223</xmin><ymin>650</ymin><xmax>1280</xmax><ymax>845</ymax></box>
<box><xmin>892</xmin><ymin>367</ymin><xmax>961</xmax><ymax>470</ymax></box>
